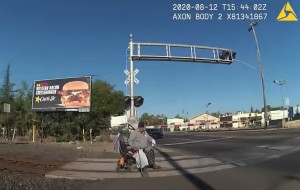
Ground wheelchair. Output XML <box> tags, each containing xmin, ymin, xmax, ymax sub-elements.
<box><xmin>115</xmin><ymin>124</ymin><xmax>138</xmax><ymax>172</ymax></box>
<box><xmin>115</xmin><ymin>134</ymin><xmax>137</xmax><ymax>172</ymax></box>
<box><xmin>115</xmin><ymin>124</ymin><xmax>151</xmax><ymax>176</ymax></box>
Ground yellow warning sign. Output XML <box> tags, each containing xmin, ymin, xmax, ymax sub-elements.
<box><xmin>277</xmin><ymin>2</ymin><xmax>298</xmax><ymax>21</ymax></box>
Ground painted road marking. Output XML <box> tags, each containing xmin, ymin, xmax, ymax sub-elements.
<box><xmin>256</xmin><ymin>145</ymin><xmax>270</xmax><ymax>148</ymax></box>
<box><xmin>256</xmin><ymin>145</ymin><xmax>294</xmax><ymax>150</ymax></box>
<box><xmin>161</xmin><ymin>137</ymin><xmax>233</xmax><ymax>146</ymax></box>
<box><xmin>268</xmin><ymin>146</ymin><xmax>294</xmax><ymax>150</ymax></box>
<box><xmin>167</xmin><ymin>137</ymin><xmax>199</xmax><ymax>142</ymax></box>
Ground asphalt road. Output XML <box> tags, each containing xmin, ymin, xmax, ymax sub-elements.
<box><xmin>156</xmin><ymin>128</ymin><xmax>300</xmax><ymax>164</ymax></box>
<box><xmin>85</xmin><ymin>128</ymin><xmax>300</xmax><ymax>190</ymax></box>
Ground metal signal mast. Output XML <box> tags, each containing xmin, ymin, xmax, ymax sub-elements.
<box><xmin>126</xmin><ymin>34</ymin><xmax>236</xmax><ymax>118</ymax></box>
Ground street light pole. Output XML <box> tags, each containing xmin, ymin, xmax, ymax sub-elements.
<box><xmin>248</xmin><ymin>22</ymin><xmax>268</xmax><ymax>129</ymax></box>
<box><xmin>206</xmin><ymin>103</ymin><xmax>211</xmax><ymax>129</ymax></box>
<box><xmin>273</xmin><ymin>80</ymin><xmax>287</xmax><ymax>126</ymax></box>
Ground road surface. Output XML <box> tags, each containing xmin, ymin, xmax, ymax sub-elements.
<box><xmin>81</xmin><ymin>128</ymin><xmax>300</xmax><ymax>189</ymax></box>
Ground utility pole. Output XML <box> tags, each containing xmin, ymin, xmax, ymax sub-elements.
<box><xmin>273</xmin><ymin>80</ymin><xmax>287</xmax><ymax>127</ymax></box>
<box><xmin>248</xmin><ymin>22</ymin><xmax>268</xmax><ymax>129</ymax></box>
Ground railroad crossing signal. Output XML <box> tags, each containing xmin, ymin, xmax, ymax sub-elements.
<box><xmin>127</xmin><ymin>34</ymin><xmax>236</xmax><ymax>118</ymax></box>
<box><xmin>134</xmin><ymin>96</ymin><xmax>144</xmax><ymax>107</ymax></box>
<box><xmin>124</xmin><ymin>69</ymin><xmax>130</xmax><ymax>75</ymax></box>
<box><xmin>124</xmin><ymin>69</ymin><xmax>130</xmax><ymax>85</ymax></box>
<box><xmin>124</xmin><ymin>96</ymin><xmax>144</xmax><ymax>109</ymax></box>
<box><xmin>124</xmin><ymin>69</ymin><xmax>140</xmax><ymax>85</ymax></box>
<box><xmin>134</xmin><ymin>77</ymin><xmax>140</xmax><ymax>84</ymax></box>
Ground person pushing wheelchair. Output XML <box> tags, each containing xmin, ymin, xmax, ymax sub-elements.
<box><xmin>128</xmin><ymin>121</ymin><xmax>162</xmax><ymax>169</ymax></box>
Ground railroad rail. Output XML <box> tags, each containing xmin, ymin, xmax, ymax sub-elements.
<box><xmin>0</xmin><ymin>154</ymin><xmax>67</xmax><ymax>175</ymax></box>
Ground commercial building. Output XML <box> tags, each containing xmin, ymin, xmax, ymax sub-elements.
<box><xmin>167</xmin><ymin>118</ymin><xmax>185</xmax><ymax>125</ymax></box>
<box><xmin>189</xmin><ymin>114</ymin><xmax>219</xmax><ymax>129</ymax></box>
<box><xmin>288</xmin><ymin>105</ymin><xmax>300</xmax><ymax>119</ymax></box>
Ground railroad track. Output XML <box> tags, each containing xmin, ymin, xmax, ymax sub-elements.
<box><xmin>0</xmin><ymin>154</ymin><xmax>67</xmax><ymax>175</ymax></box>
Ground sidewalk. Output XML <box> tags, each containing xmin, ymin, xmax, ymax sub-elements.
<box><xmin>45</xmin><ymin>154</ymin><xmax>235</xmax><ymax>180</ymax></box>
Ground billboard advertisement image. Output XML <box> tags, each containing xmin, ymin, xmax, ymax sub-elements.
<box><xmin>32</xmin><ymin>76</ymin><xmax>91</xmax><ymax>112</ymax></box>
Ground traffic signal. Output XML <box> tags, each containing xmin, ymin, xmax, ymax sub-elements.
<box><xmin>219</xmin><ymin>50</ymin><xmax>236</xmax><ymax>60</ymax></box>
<box><xmin>124</xmin><ymin>96</ymin><xmax>131</xmax><ymax>110</ymax></box>
<box><xmin>134</xmin><ymin>96</ymin><xmax>144</xmax><ymax>107</ymax></box>
<box><xmin>219</xmin><ymin>50</ymin><xmax>229</xmax><ymax>59</ymax></box>
<box><xmin>124</xmin><ymin>96</ymin><xmax>144</xmax><ymax>109</ymax></box>
<box><xmin>229</xmin><ymin>52</ymin><xmax>236</xmax><ymax>60</ymax></box>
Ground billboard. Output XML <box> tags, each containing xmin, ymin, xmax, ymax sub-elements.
<box><xmin>32</xmin><ymin>76</ymin><xmax>91</xmax><ymax>112</ymax></box>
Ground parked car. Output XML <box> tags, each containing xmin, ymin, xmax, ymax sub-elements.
<box><xmin>146</xmin><ymin>128</ymin><xmax>163</xmax><ymax>139</ymax></box>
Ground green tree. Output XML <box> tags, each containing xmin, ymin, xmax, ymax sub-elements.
<box><xmin>0</xmin><ymin>64</ymin><xmax>16</xmax><ymax>138</ymax></box>
<box><xmin>211</xmin><ymin>111</ymin><xmax>222</xmax><ymax>117</ymax></box>
<box><xmin>41</xmin><ymin>80</ymin><xmax>125</xmax><ymax>141</ymax></box>
<box><xmin>174</xmin><ymin>114</ymin><xmax>183</xmax><ymax>119</ymax></box>
<box><xmin>87</xmin><ymin>80</ymin><xmax>125</xmax><ymax>134</ymax></box>
<box><xmin>140</xmin><ymin>113</ymin><xmax>166</xmax><ymax>125</ymax></box>
<box><xmin>261</xmin><ymin>105</ymin><xmax>283</xmax><ymax>112</ymax></box>
<box><xmin>254</xmin><ymin>109</ymin><xmax>260</xmax><ymax>113</ymax></box>
<box><xmin>0</xmin><ymin>64</ymin><xmax>15</xmax><ymax>103</ymax></box>
<box><xmin>0</xmin><ymin>74</ymin><xmax>125</xmax><ymax>141</ymax></box>
<box><xmin>14</xmin><ymin>80</ymin><xmax>30</xmax><ymax>135</ymax></box>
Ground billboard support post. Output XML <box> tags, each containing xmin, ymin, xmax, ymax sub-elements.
<box><xmin>90</xmin><ymin>129</ymin><xmax>93</xmax><ymax>144</ymax></box>
<box><xmin>2</xmin><ymin>127</ymin><xmax>5</xmax><ymax>138</ymax></box>
<box><xmin>32</xmin><ymin>124</ymin><xmax>36</xmax><ymax>143</ymax></box>
<box><xmin>12</xmin><ymin>128</ymin><xmax>16</xmax><ymax>141</ymax></box>
<box><xmin>83</xmin><ymin>128</ymin><xmax>86</xmax><ymax>142</ymax></box>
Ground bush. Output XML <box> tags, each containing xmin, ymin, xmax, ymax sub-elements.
<box><xmin>95</xmin><ymin>134</ymin><xmax>111</xmax><ymax>142</ymax></box>
<box><xmin>14</xmin><ymin>135</ymin><xmax>29</xmax><ymax>142</ymax></box>
<box><xmin>25</xmin><ymin>130</ymin><xmax>41</xmax><ymax>141</ymax></box>
<box><xmin>56</xmin><ymin>133</ymin><xmax>74</xmax><ymax>142</ymax></box>
<box><xmin>44</xmin><ymin>136</ymin><xmax>56</xmax><ymax>142</ymax></box>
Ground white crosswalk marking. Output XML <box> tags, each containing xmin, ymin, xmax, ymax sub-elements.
<box><xmin>161</xmin><ymin>137</ymin><xmax>233</xmax><ymax>146</ymax></box>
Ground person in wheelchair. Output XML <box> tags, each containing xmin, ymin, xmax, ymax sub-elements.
<box><xmin>128</xmin><ymin>121</ymin><xmax>161</xmax><ymax>169</ymax></box>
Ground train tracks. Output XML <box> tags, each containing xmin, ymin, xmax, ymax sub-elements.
<box><xmin>0</xmin><ymin>154</ymin><xmax>67</xmax><ymax>175</ymax></box>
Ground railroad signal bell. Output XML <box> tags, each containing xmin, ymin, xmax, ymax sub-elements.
<box><xmin>124</xmin><ymin>96</ymin><xmax>144</xmax><ymax>109</ymax></box>
<box><xmin>219</xmin><ymin>50</ymin><xmax>236</xmax><ymax>60</ymax></box>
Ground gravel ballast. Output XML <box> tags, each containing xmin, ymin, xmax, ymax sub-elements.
<box><xmin>0</xmin><ymin>141</ymin><xmax>118</xmax><ymax>190</ymax></box>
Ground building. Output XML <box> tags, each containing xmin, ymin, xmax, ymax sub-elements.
<box><xmin>110</xmin><ymin>115</ymin><xmax>127</xmax><ymax>128</ymax></box>
<box><xmin>220</xmin><ymin>113</ymin><xmax>247</xmax><ymax>128</ymax></box>
<box><xmin>288</xmin><ymin>105</ymin><xmax>300</xmax><ymax>119</ymax></box>
<box><xmin>268</xmin><ymin>110</ymin><xmax>288</xmax><ymax>120</ymax></box>
<box><xmin>189</xmin><ymin>113</ymin><xmax>220</xmax><ymax>129</ymax></box>
<box><xmin>220</xmin><ymin>112</ymin><xmax>263</xmax><ymax>128</ymax></box>
<box><xmin>219</xmin><ymin>110</ymin><xmax>289</xmax><ymax>128</ymax></box>
<box><xmin>166</xmin><ymin>118</ymin><xmax>185</xmax><ymax>131</ymax></box>
<box><xmin>167</xmin><ymin>118</ymin><xmax>184</xmax><ymax>125</ymax></box>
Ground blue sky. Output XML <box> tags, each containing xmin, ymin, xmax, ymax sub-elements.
<box><xmin>0</xmin><ymin>0</ymin><xmax>299</xmax><ymax>118</ymax></box>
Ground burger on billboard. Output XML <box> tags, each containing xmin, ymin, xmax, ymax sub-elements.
<box><xmin>32</xmin><ymin>76</ymin><xmax>91</xmax><ymax>112</ymax></box>
<box><xmin>58</xmin><ymin>81</ymin><xmax>90</xmax><ymax>107</ymax></box>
